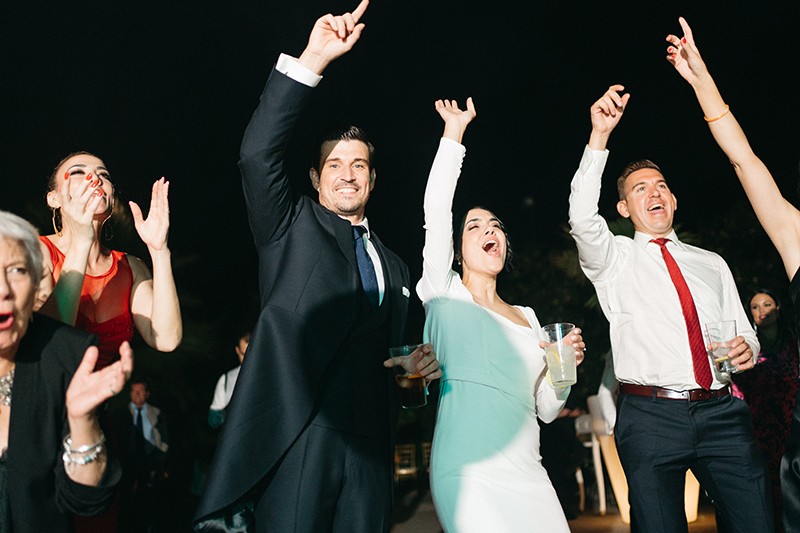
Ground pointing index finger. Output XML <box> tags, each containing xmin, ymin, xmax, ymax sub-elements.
<box><xmin>678</xmin><ymin>16</ymin><xmax>695</xmax><ymax>47</ymax></box>
<box><xmin>352</xmin><ymin>0</ymin><xmax>369</xmax><ymax>23</ymax></box>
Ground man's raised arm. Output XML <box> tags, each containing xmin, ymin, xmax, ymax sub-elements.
<box><xmin>568</xmin><ymin>86</ymin><xmax>630</xmax><ymax>283</ymax></box>
<box><xmin>239</xmin><ymin>1</ymin><xmax>370</xmax><ymax>246</ymax></box>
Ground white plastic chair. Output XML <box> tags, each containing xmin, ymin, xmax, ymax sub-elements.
<box><xmin>574</xmin><ymin>413</ymin><xmax>605</xmax><ymax>515</ymax></box>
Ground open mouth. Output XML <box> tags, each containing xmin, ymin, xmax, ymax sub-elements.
<box><xmin>0</xmin><ymin>313</ymin><xmax>13</xmax><ymax>330</ymax></box>
<box><xmin>647</xmin><ymin>204</ymin><xmax>664</xmax><ymax>213</ymax></box>
<box><xmin>482</xmin><ymin>240</ymin><xmax>499</xmax><ymax>254</ymax></box>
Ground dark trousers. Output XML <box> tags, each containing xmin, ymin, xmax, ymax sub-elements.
<box><xmin>782</xmin><ymin>388</ymin><xmax>800</xmax><ymax>533</ymax></box>
<box><xmin>254</xmin><ymin>423</ymin><xmax>393</xmax><ymax>533</ymax></box>
<box><xmin>616</xmin><ymin>393</ymin><xmax>773</xmax><ymax>533</ymax></box>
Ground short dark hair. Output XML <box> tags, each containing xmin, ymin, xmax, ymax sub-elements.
<box><xmin>316</xmin><ymin>126</ymin><xmax>376</xmax><ymax>172</ymax></box>
<box><xmin>129</xmin><ymin>375</ymin><xmax>151</xmax><ymax>392</ymax></box>
<box><xmin>453</xmin><ymin>206</ymin><xmax>514</xmax><ymax>273</ymax></box>
<box><xmin>617</xmin><ymin>159</ymin><xmax>663</xmax><ymax>200</ymax></box>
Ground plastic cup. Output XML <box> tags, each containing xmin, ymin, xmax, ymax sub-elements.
<box><xmin>541</xmin><ymin>323</ymin><xmax>577</xmax><ymax>387</ymax></box>
<box><xmin>705</xmin><ymin>320</ymin><xmax>738</xmax><ymax>374</ymax></box>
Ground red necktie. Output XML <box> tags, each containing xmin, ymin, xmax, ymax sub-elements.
<box><xmin>651</xmin><ymin>238</ymin><xmax>713</xmax><ymax>390</ymax></box>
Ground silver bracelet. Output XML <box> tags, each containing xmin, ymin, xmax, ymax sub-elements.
<box><xmin>62</xmin><ymin>433</ymin><xmax>106</xmax><ymax>466</ymax></box>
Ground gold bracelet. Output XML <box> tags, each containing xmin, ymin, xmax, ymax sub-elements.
<box><xmin>704</xmin><ymin>104</ymin><xmax>730</xmax><ymax>123</ymax></box>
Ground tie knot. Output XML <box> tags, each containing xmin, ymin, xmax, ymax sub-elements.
<box><xmin>651</xmin><ymin>237</ymin><xmax>670</xmax><ymax>248</ymax></box>
<box><xmin>353</xmin><ymin>225</ymin><xmax>367</xmax><ymax>241</ymax></box>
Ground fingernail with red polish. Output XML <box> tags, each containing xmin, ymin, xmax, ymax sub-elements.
<box><xmin>682</xmin><ymin>37</ymin><xmax>687</xmax><ymax>43</ymax></box>
<box><xmin>85</xmin><ymin>173</ymin><xmax>93</xmax><ymax>181</ymax></box>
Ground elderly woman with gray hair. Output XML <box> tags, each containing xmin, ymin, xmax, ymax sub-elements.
<box><xmin>0</xmin><ymin>209</ymin><xmax>132</xmax><ymax>531</ymax></box>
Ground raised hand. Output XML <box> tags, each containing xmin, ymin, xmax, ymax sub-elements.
<box><xmin>298</xmin><ymin>0</ymin><xmax>369</xmax><ymax>74</ymax></box>
<box><xmin>588</xmin><ymin>84</ymin><xmax>630</xmax><ymax>150</ymax></box>
<box><xmin>130</xmin><ymin>177</ymin><xmax>170</xmax><ymax>252</ymax></box>
<box><xmin>66</xmin><ymin>341</ymin><xmax>134</xmax><ymax>422</ymax></box>
<box><xmin>666</xmin><ymin>17</ymin><xmax>710</xmax><ymax>86</ymax></box>
<box><xmin>435</xmin><ymin>98</ymin><xmax>477</xmax><ymax>143</ymax></box>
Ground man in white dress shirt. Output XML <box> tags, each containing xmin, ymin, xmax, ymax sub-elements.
<box><xmin>568</xmin><ymin>85</ymin><xmax>773</xmax><ymax>532</ymax></box>
<box><xmin>208</xmin><ymin>331</ymin><xmax>250</xmax><ymax>428</ymax></box>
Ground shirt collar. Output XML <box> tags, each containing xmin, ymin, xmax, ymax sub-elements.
<box><xmin>130</xmin><ymin>402</ymin><xmax>148</xmax><ymax>413</ymax></box>
<box><xmin>634</xmin><ymin>229</ymin><xmax>679</xmax><ymax>247</ymax></box>
<box><xmin>352</xmin><ymin>217</ymin><xmax>371</xmax><ymax>239</ymax></box>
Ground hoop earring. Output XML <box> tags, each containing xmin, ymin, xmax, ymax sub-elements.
<box><xmin>101</xmin><ymin>214</ymin><xmax>114</xmax><ymax>241</ymax></box>
<box><xmin>51</xmin><ymin>208</ymin><xmax>63</xmax><ymax>237</ymax></box>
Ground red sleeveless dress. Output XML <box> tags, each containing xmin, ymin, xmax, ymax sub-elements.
<box><xmin>40</xmin><ymin>236</ymin><xmax>135</xmax><ymax>370</ymax></box>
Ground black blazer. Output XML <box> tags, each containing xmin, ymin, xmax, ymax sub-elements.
<box><xmin>9</xmin><ymin>314</ymin><xmax>120</xmax><ymax>532</ymax></box>
<box><xmin>194</xmin><ymin>69</ymin><xmax>410</xmax><ymax>522</ymax></box>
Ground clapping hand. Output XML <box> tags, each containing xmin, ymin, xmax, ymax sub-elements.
<box><xmin>130</xmin><ymin>178</ymin><xmax>171</xmax><ymax>253</ymax></box>
<box><xmin>66</xmin><ymin>341</ymin><xmax>133</xmax><ymax>423</ymax></box>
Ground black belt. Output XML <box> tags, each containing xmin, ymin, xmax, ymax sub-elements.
<box><xmin>620</xmin><ymin>382</ymin><xmax>731</xmax><ymax>402</ymax></box>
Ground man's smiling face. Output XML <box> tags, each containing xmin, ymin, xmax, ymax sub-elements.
<box><xmin>315</xmin><ymin>140</ymin><xmax>374</xmax><ymax>223</ymax></box>
<box><xmin>616</xmin><ymin>168</ymin><xmax>677</xmax><ymax>238</ymax></box>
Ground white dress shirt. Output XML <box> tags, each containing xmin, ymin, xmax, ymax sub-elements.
<box><xmin>568</xmin><ymin>146</ymin><xmax>758</xmax><ymax>390</ymax></box>
<box><xmin>130</xmin><ymin>402</ymin><xmax>157</xmax><ymax>447</ymax></box>
<box><xmin>209</xmin><ymin>365</ymin><xmax>242</xmax><ymax>411</ymax></box>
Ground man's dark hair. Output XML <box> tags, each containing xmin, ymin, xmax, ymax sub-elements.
<box><xmin>316</xmin><ymin>126</ymin><xmax>376</xmax><ymax>172</ymax></box>
<box><xmin>129</xmin><ymin>375</ymin><xmax>151</xmax><ymax>392</ymax></box>
<box><xmin>617</xmin><ymin>159</ymin><xmax>664</xmax><ymax>200</ymax></box>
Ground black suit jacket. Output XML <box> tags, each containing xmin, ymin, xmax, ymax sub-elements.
<box><xmin>9</xmin><ymin>314</ymin><xmax>120</xmax><ymax>532</ymax></box>
<box><xmin>194</xmin><ymin>68</ymin><xmax>410</xmax><ymax>522</ymax></box>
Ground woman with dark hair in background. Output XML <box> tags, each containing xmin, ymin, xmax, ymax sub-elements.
<box><xmin>36</xmin><ymin>151</ymin><xmax>182</xmax><ymax>369</ymax></box>
<box><xmin>732</xmin><ymin>289</ymin><xmax>799</xmax><ymax>530</ymax></box>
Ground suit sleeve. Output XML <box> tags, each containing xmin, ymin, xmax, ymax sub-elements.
<box><xmin>239</xmin><ymin>68</ymin><xmax>315</xmax><ymax>246</ymax></box>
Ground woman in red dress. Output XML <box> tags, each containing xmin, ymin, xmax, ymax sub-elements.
<box><xmin>36</xmin><ymin>152</ymin><xmax>182</xmax><ymax>368</ymax></box>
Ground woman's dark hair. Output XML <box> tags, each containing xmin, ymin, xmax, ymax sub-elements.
<box><xmin>748</xmin><ymin>288</ymin><xmax>795</xmax><ymax>351</ymax></box>
<box><xmin>453</xmin><ymin>206</ymin><xmax>514</xmax><ymax>274</ymax></box>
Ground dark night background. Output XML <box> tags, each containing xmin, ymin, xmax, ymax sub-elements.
<box><xmin>2</xmin><ymin>0</ymin><xmax>800</xmax><ymax>526</ymax></box>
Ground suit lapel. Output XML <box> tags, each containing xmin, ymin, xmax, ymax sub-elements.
<box><xmin>370</xmin><ymin>232</ymin><xmax>407</xmax><ymax>344</ymax></box>
<box><xmin>325</xmin><ymin>209</ymin><xmax>358</xmax><ymax>271</ymax></box>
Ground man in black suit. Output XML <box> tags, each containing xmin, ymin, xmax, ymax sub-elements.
<box><xmin>193</xmin><ymin>2</ymin><xmax>440</xmax><ymax>531</ymax></box>
<box><xmin>114</xmin><ymin>377</ymin><xmax>170</xmax><ymax>532</ymax></box>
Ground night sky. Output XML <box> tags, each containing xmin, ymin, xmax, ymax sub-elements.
<box><xmin>4</xmin><ymin>1</ymin><xmax>800</xmax><ymax>335</ymax></box>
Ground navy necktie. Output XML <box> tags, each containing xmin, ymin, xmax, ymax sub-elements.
<box><xmin>134</xmin><ymin>407</ymin><xmax>145</xmax><ymax>457</ymax></box>
<box><xmin>353</xmin><ymin>226</ymin><xmax>379</xmax><ymax>308</ymax></box>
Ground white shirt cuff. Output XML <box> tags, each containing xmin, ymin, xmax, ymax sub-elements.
<box><xmin>276</xmin><ymin>53</ymin><xmax>323</xmax><ymax>88</ymax></box>
<box><xmin>578</xmin><ymin>145</ymin><xmax>609</xmax><ymax>174</ymax></box>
